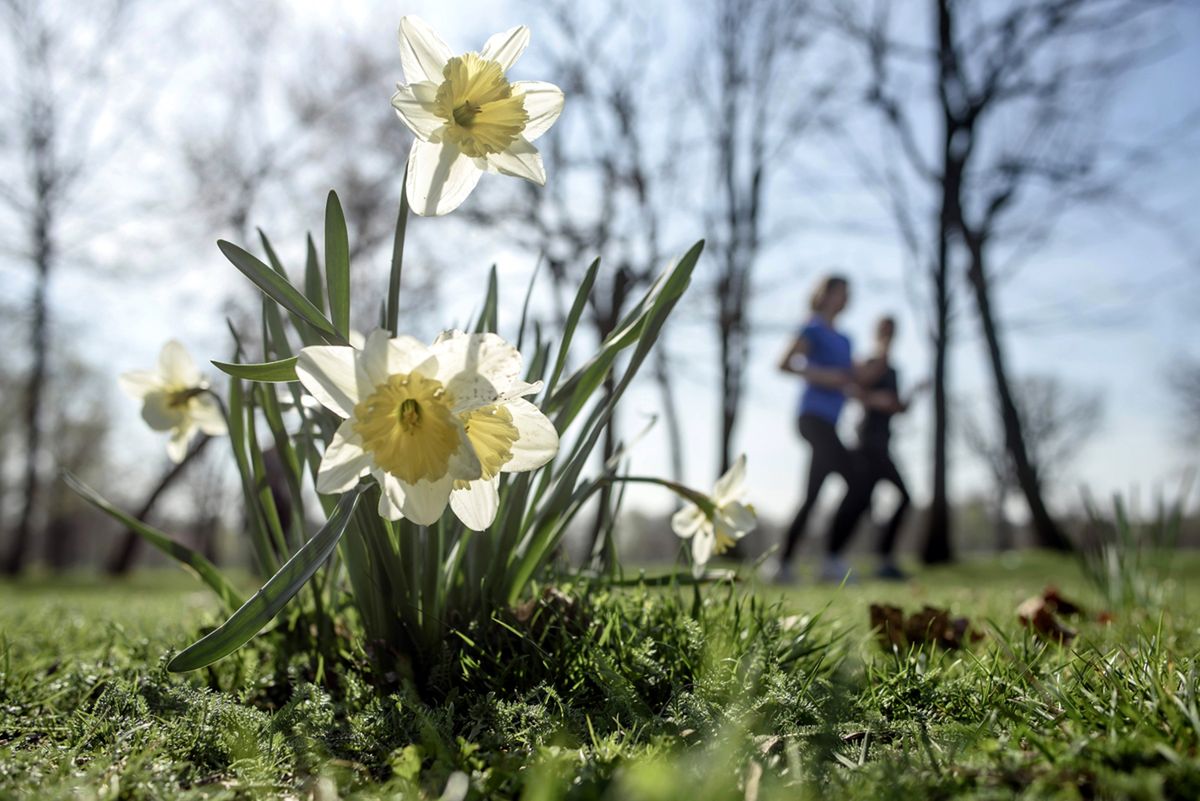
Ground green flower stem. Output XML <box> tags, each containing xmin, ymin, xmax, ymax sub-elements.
<box><xmin>602</xmin><ymin>475</ymin><xmax>717</xmax><ymax>517</ymax></box>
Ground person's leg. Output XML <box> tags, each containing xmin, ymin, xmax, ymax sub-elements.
<box><xmin>826</xmin><ymin>451</ymin><xmax>876</xmax><ymax>557</ymax></box>
<box><xmin>780</xmin><ymin>417</ymin><xmax>838</xmax><ymax>564</ymax></box>
<box><xmin>876</xmin><ymin>454</ymin><xmax>910</xmax><ymax>556</ymax></box>
<box><xmin>876</xmin><ymin>452</ymin><xmax>911</xmax><ymax>579</ymax></box>
<box><xmin>811</xmin><ymin>427</ymin><xmax>860</xmax><ymax>581</ymax></box>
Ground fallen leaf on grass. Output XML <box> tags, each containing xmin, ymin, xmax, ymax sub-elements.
<box><xmin>1016</xmin><ymin>595</ymin><xmax>1077</xmax><ymax>644</ymax></box>
<box><xmin>1041</xmin><ymin>586</ymin><xmax>1084</xmax><ymax>616</ymax></box>
<box><xmin>869</xmin><ymin>603</ymin><xmax>980</xmax><ymax>651</ymax></box>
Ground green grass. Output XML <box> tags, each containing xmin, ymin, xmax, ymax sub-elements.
<box><xmin>2</xmin><ymin>553</ymin><xmax>1198</xmax><ymax>800</ymax></box>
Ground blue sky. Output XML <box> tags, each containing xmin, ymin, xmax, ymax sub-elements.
<box><xmin>16</xmin><ymin>0</ymin><xmax>1199</xmax><ymax>533</ymax></box>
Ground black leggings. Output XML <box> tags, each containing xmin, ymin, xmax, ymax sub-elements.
<box><xmin>828</xmin><ymin>445</ymin><xmax>912</xmax><ymax>558</ymax></box>
<box><xmin>781</xmin><ymin>414</ymin><xmax>853</xmax><ymax>561</ymax></box>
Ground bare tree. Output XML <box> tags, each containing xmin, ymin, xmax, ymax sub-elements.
<box><xmin>108</xmin><ymin>5</ymin><xmax>439</xmax><ymax>573</ymax></box>
<box><xmin>0</xmin><ymin>0</ymin><xmax>150</xmax><ymax>573</ymax></box>
<box><xmin>467</xmin><ymin>0</ymin><xmax>691</xmax><ymax>566</ymax></box>
<box><xmin>837</xmin><ymin>0</ymin><xmax>1187</xmax><ymax>560</ymax></box>
<box><xmin>697</xmin><ymin>0</ymin><xmax>837</xmax><ymax>475</ymax></box>
<box><xmin>962</xmin><ymin>375</ymin><xmax>1104</xmax><ymax>550</ymax></box>
<box><xmin>0</xmin><ymin>315</ymin><xmax>116</xmax><ymax>570</ymax></box>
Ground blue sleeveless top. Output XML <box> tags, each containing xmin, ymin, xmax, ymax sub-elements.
<box><xmin>797</xmin><ymin>317</ymin><xmax>852</xmax><ymax>424</ymax></box>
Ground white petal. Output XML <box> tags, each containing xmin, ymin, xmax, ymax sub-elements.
<box><xmin>430</xmin><ymin>331</ymin><xmax>522</xmax><ymax>406</ymax></box>
<box><xmin>485</xmin><ymin>137</ymin><xmax>545</xmax><ymax>185</ymax></box>
<box><xmin>141</xmin><ymin>391</ymin><xmax>184</xmax><ymax>432</ymax></box>
<box><xmin>360</xmin><ymin>328</ymin><xmax>394</xmax><ymax>386</ymax></box>
<box><xmin>166</xmin><ymin>424</ymin><xmax>196</xmax><ymax>463</ymax></box>
<box><xmin>118</xmin><ymin>370</ymin><xmax>163</xmax><ymax>400</ymax></box>
<box><xmin>159</xmin><ymin>340</ymin><xmax>202</xmax><ymax>388</ymax></box>
<box><xmin>671</xmin><ymin>505</ymin><xmax>705</xmax><ymax>539</ymax></box>
<box><xmin>479</xmin><ymin>25</ymin><xmax>529</xmax><ymax>71</ymax></box>
<box><xmin>513</xmin><ymin>81</ymin><xmax>564</xmax><ymax>141</ymax></box>
<box><xmin>500</xmin><ymin>379</ymin><xmax>543</xmax><ymax>400</ymax></box>
<box><xmin>378</xmin><ymin>489</ymin><xmax>401</xmax><ymax>519</ymax></box>
<box><xmin>449</xmin><ymin>477</ymin><xmax>500</xmax><ymax>531</ymax></box>
<box><xmin>398</xmin><ymin>474</ymin><xmax>453</xmax><ymax>526</ymax></box>
<box><xmin>296</xmin><ymin>345</ymin><xmax>367</xmax><ymax>418</ymax></box>
<box><xmin>397</xmin><ymin>16</ymin><xmax>453</xmax><ymax>84</ymax></box>
<box><xmin>391</xmin><ymin>80</ymin><xmax>446</xmax><ymax>141</ymax></box>
<box><xmin>189</xmin><ymin>394</ymin><xmax>227</xmax><ymax>436</ymax></box>
<box><xmin>713</xmin><ymin>454</ymin><xmax>747</xmax><ymax>503</ymax></box>
<box><xmin>316</xmin><ymin>419</ymin><xmax>371</xmax><ymax>494</ymax></box>
<box><xmin>387</xmin><ymin>336</ymin><xmax>438</xmax><ymax>376</ymax></box>
<box><xmin>692</xmin><ymin>527</ymin><xmax>716</xmax><ymax>567</ymax></box>
<box><xmin>405</xmin><ymin>139</ymin><xmax>484</xmax><ymax>217</ymax></box>
<box><xmin>719</xmin><ymin>500</ymin><xmax>757</xmax><ymax>535</ymax></box>
<box><xmin>375</xmin><ymin>470</ymin><xmax>407</xmax><ymax>520</ymax></box>
<box><xmin>501</xmin><ymin>398</ymin><xmax>558</xmax><ymax>472</ymax></box>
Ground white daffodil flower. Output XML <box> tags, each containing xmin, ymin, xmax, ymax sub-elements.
<box><xmin>390</xmin><ymin>16</ymin><xmax>564</xmax><ymax>216</ymax></box>
<box><xmin>119</xmin><ymin>340</ymin><xmax>227</xmax><ymax>463</ymax></box>
<box><xmin>671</xmin><ymin>455</ymin><xmax>757</xmax><ymax>576</ymax></box>
<box><xmin>297</xmin><ymin>328</ymin><xmax>559</xmax><ymax>529</ymax></box>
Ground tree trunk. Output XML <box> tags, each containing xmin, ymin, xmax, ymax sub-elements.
<box><xmin>921</xmin><ymin>73</ymin><xmax>960</xmax><ymax>564</ymax></box>
<box><xmin>718</xmin><ymin>322</ymin><xmax>737</xmax><ymax>475</ymax></box>
<box><xmin>106</xmin><ymin>436</ymin><xmax>212</xmax><ymax>574</ymax></box>
<box><xmin>963</xmin><ymin>232</ymin><xmax>1071</xmax><ymax>551</ymax></box>
<box><xmin>5</xmin><ymin>196</ymin><xmax>53</xmax><ymax>576</ymax></box>
<box><xmin>923</xmin><ymin>258</ymin><xmax>953</xmax><ymax>563</ymax></box>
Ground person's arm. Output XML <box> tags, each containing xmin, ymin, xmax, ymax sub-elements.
<box><xmin>865</xmin><ymin>376</ymin><xmax>932</xmax><ymax>414</ymax></box>
<box><xmin>855</xmin><ymin>356</ymin><xmax>888</xmax><ymax>388</ymax></box>
<box><xmin>862</xmin><ymin>389</ymin><xmax>906</xmax><ymax>414</ymax></box>
<box><xmin>779</xmin><ymin>335</ymin><xmax>851</xmax><ymax>388</ymax></box>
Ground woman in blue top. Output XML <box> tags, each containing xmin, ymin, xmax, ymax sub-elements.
<box><xmin>776</xmin><ymin>274</ymin><xmax>868</xmax><ymax>583</ymax></box>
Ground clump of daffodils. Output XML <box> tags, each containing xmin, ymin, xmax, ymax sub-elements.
<box><xmin>85</xmin><ymin>13</ymin><xmax>712</xmax><ymax>677</ymax></box>
<box><xmin>390</xmin><ymin>16</ymin><xmax>564</xmax><ymax>216</ymax></box>
<box><xmin>119</xmin><ymin>340</ymin><xmax>226</xmax><ymax>462</ymax></box>
<box><xmin>671</xmin><ymin>455</ymin><xmax>757</xmax><ymax>576</ymax></box>
<box><xmin>296</xmin><ymin>328</ymin><xmax>558</xmax><ymax>529</ymax></box>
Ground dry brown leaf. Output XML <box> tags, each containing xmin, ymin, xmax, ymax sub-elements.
<box><xmin>1017</xmin><ymin>595</ymin><xmax>1077</xmax><ymax>644</ymax></box>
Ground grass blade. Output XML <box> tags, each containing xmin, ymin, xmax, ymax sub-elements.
<box><xmin>63</xmin><ymin>471</ymin><xmax>243</xmax><ymax>612</ymax></box>
<box><xmin>167</xmin><ymin>488</ymin><xmax>363</xmax><ymax>672</ymax></box>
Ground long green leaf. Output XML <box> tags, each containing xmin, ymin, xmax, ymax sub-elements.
<box><xmin>257</xmin><ymin>228</ymin><xmax>290</xmax><ymax>280</ymax></box>
<box><xmin>168</xmin><ymin>488</ymin><xmax>363</xmax><ymax>672</ymax></box>
<box><xmin>63</xmin><ymin>472</ymin><xmax>243</xmax><ymax>612</ymax></box>
<box><xmin>386</xmin><ymin>178</ymin><xmax>410</xmax><ymax>335</ymax></box>
<box><xmin>222</xmin><ymin>331</ymin><xmax>279</xmax><ymax>576</ymax></box>
<box><xmin>211</xmin><ymin>356</ymin><xmax>298</xmax><ymax>382</ymax></box>
<box><xmin>324</xmin><ymin>191</ymin><xmax>351</xmax><ymax>338</ymax></box>
<box><xmin>516</xmin><ymin>257</ymin><xmax>541</xmax><ymax>353</ymax></box>
<box><xmin>217</xmin><ymin>240</ymin><xmax>346</xmax><ymax>345</ymax></box>
<box><xmin>474</xmin><ymin>265</ymin><xmax>499</xmax><ymax>334</ymax></box>
<box><xmin>547</xmin><ymin>258</ymin><xmax>600</xmax><ymax>393</ymax></box>
<box><xmin>507</xmin><ymin>241</ymin><xmax>704</xmax><ymax>602</ymax></box>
